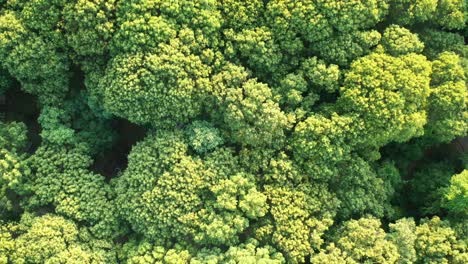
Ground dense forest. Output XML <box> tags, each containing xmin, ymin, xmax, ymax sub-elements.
<box><xmin>0</xmin><ymin>0</ymin><xmax>467</xmax><ymax>263</ymax></box>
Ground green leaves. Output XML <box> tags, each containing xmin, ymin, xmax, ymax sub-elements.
<box><xmin>102</xmin><ymin>40</ymin><xmax>211</xmax><ymax>128</ymax></box>
<box><xmin>381</xmin><ymin>25</ymin><xmax>424</xmax><ymax>56</ymax></box>
<box><xmin>23</xmin><ymin>144</ymin><xmax>121</xmax><ymax>239</ymax></box>
<box><xmin>339</xmin><ymin>52</ymin><xmax>431</xmax><ymax>147</ymax></box>
<box><xmin>186</xmin><ymin>121</ymin><xmax>223</xmax><ymax>154</ymax></box>
<box><xmin>443</xmin><ymin>170</ymin><xmax>468</xmax><ymax>216</ymax></box>
<box><xmin>415</xmin><ymin>217</ymin><xmax>468</xmax><ymax>263</ymax></box>
<box><xmin>332</xmin><ymin>217</ymin><xmax>399</xmax><ymax>264</ymax></box>
<box><xmin>115</xmin><ymin>132</ymin><xmax>267</xmax><ymax>246</ymax></box>
<box><xmin>0</xmin><ymin>0</ymin><xmax>466</xmax><ymax>263</ymax></box>
<box><xmin>315</xmin><ymin>0</ymin><xmax>389</xmax><ymax>32</ymax></box>
<box><xmin>261</xmin><ymin>184</ymin><xmax>336</xmax><ymax>263</ymax></box>
<box><xmin>426</xmin><ymin>52</ymin><xmax>467</xmax><ymax>143</ymax></box>
<box><xmin>64</xmin><ymin>0</ymin><xmax>116</xmax><ymax>57</ymax></box>
<box><xmin>218</xmin><ymin>78</ymin><xmax>292</xmax><ymax>148</ymax></box>
<box><xmin>4</xmin><ymin>214</ymin><xmax>115</xmax><ymax>263</ymax></box>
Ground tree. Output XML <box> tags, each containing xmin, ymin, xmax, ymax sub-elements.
<box><xmin>256</xmin><ymin>183</ymin><xmax>336</xmax><ymax>263</ymax></box>
<box><xmin>214</xmin><ymin>75</ymin><xmax>292</xmax><ymax>148</ymax></box>
<box><xmin>388</xmin><ymin>218</ymin><xmax>418</xmax><ymax>264</ymax></box>
<box><xmin>425</xmin><ymin>52</ymin><xmax>467</xmax><ymax>143</ymax></box>
<box><xmin>443</xmin><ymin>170</ymin><xmax>468</xmax><ymax>216</ymax></box>
<box><xmin>316</xmin><ymin>217</ymin><xmax>400</xmax><ymax>264</ymax></box>
<box><xmin>37</xmin><ymin>93</ymin><xmax>116</xmax><ymax>155</ymax></box>
<box><xmin>115</xmin><ymin>131</ymin><xmax>267</xmax><ymax>246</ymax></box>
<box><xmin>5</xmin><ymin>213</ymin><xmax>115</xmax><ymax>263</ymax></box>
<box><xmin>331</xmin><ymin>157</ymin><xmax>400</xmax><ymax>219</ymax></box>
<box><xmin>338</xmin><ymin>52</ymin><xmax>432</xmax><ymax>148</ymax></box>
<box><xmin>389</xmin><ymin>0</ymin><xmax>438</xmax><ymax>25</ymax></box>
<box><xmin>415</xmin><ymin>217</ymin><xmax>468</xmax><ymax>264</ymax></box>
<box><xmin>311</xmin><ymin>30</ymin><xmax>382</xmax><ymax>66</ymax></box>
<box><xmin>63</xmin><ymin>0</ymin><xmax>116</xmax><ymax>59</ymax></box>
<box><xmin>0</xmin><ymin>0</ymin><xmax>467</xmax><ymax>263</ymax></box>
<box><xmin>20</xmin><ymin>143</ymin><xmax>121</xmax><ymax>239</ymax></box>
<box><xmin>315</xmin><ymin>0</ymin><xmax>389</xmax><ymax>33</ymax></box>
<box><xmin>291</xmin><ymin>113</ymin><xmax>353</xmax><ymax>181</ymax></box>
<box><xmin>111</xmin><ymin>0</ymin><xmax>221</xmax><ymax>55</ymax></box>
<box><xmin>0</xmin><ymin>122</ymin><xmax>29</xmax><ymax>219</ymax></box>
<box><xmin>101</xmin><ymin>41</ymin><xmax>212</xmax><ymax>128</ymax></box>
<box><xmin>381</xmin><ymin>25</ymin><xmax>425</xmax><ymax>56</ymax></box>
<box><xmin>0</xmin><ymin>11</ymin><xmax>70</xmax><ymax>105</ymax></box>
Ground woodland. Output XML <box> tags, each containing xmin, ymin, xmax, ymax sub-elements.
<box><xmin>0</xmin><ymin>0</ymin><xmax>467</xmax><ymax>263</ymax></box>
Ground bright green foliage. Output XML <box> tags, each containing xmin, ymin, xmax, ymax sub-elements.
<box><xmin>120</xmin><ymin>238</ymin><xmax>285</xmax><ymax>264</ymax></box>
<box><xmin>331</xmin><ymin>217</ymin><xmax>400</xmax><ymax>264</ymax></box>
<box><xmin>0</xmin><ymin>122</ymin><xmax>29</xmax><ymax>218</ymax></box>
<box><xmin>311</xmin><ymin>30</ymin><xmax>382</xmax><ymax>66</ymax></box>
<box><xmin>443</xmin><ymin>170</ymin><xmax>468</xmax><ymax>215</ymax></box>
<box><xmin>389</xmin><ymin>0</ymin><xmax>466</xmax><ymax>29</ymax></box>
<box><xmin>415</xmin><ymin>217</ymin><xmax>468</xmax><ymax>264</ymax></box>
<box><xmin>0</xmin><ymin>148</ymin><xmax>29</xmax><ymax>217</ymax></box>
<box><xmin>262</xmin><ymin>152</ymin><xmax>308</xmax><ymax>185</ymax></box>
<box><xmin>389</xmin><ymin>218</ymin><xmax>418</xmax><ymax>264</ymax></box>
<box><xmin>4</xmin><ymin>36</ymin><xmax>70</xmax><ymax>104</ymax></box>
<box><xmin>186</xmin><ymin>121</ymin><xmax>224</xmax><ymax>154</ymax></box>
<box><xmin>224</xmin><ymin>27</ymin><xmax>282</xmax><ymax>78</ymax></box>
<box><xmin>434</xmin><ymin>0</ymin><xmax>467</xmax><ymax>29</ymax></box>
<box><xmin>389</xmin><ymin>0</ymin><xmax>438</xmax><ymax>25</ymax></box>
<box><xmin>315</xmin><ymin>0</ymin><xmax>389</xmax><ymax>33</ymax></box>
<box><xmin>278</xmin><ymin>57</ymin><xmax>340</xmax><ymax>111</ymax></box>
<box><xmin>425</xmin><ymin>52</ymin><xmax>467</xmax><ymax>143</ymax></box>
<box><xmin>0</xmin><ymin>11</ymin><xmax>70</xmax><ymax>105</ymax></box>
<box><xmin>258</xmin><ymin>184</ymin><xmax>336</xmax><ymax>263</ymax></box>
<box><xmin>0</xmin><ymin>222</ymin><xmax>16</xmax><ymax>263</ymax></box>
<box><xmin>339</xmin><ymin>52</ymin><xmax>431</xmax><ymax>147</ymax></box>
<box><xmin>5</xmin><ymin>213</ymin><xmax>114</xmax><ymax>263</ymax></box>
<box><xmin>218</xmin><ymin>0</ymin><xmax>264</xmax><ymax>30</ymax></box>
<box><xmin>0</xmin><ymin>121</ymin><xmax>28</xmax><ymax>152</ymax></box>
<box><xmin>192</xmin><ymin>239</ymin><xmax>286</xmax><ymax>264</ymax></box>
<box><xmin>277</xmin><ymin>73</ymin><xmax>312</xmax><ymax>112</ymax></box>
<box><xmin>111</xmin><ymin>0</ymin><xmax>221</xmax><ymax>56</ymax></box>
<box><xmin>63</xmin><ymin>0</ymin><xmax>116</xmax><ymax>58</ymax></box>
<box><xmin>301</xmin><ymin>57</ymin><xmax>340</xmax><ymax>93</ymax></box>
<box><xmin>381</xmin><ymin>25</ymin><xmax>424</xmax><ymax>56</ymax></box>
<box><xmin>22</xmin><ymin>144</ymin><xmax>121</xmax><ymax>239</ymax></box>
<box><xmin>210</xmin><ymin>64</ymin><xmax>293</xmax><ymax>148</ymax></box>
<box><xmin>310</xmin><ymin>244</ymin><xmax>350</xmax><ymax>264</ymax></box>
<box><xmin>0</xmin><ymin>0</ymin><xmax>467</xmax><ymax>263</ymax></box>
<box><xmin>120</xmin><ymin>239</ymin><xmax>191</xmax><ymax>264</ymax></box>
<box><xmin>0</xmin><ymin>12</ymin><xmax>25</xmax><ymax>56</ymax></box>
<box><xmin>116</xmin><ymin>132</ymin><xmax>267</xmax><ymax>246</ymax></box>
<box><xmin>431</xmin><ymin>52</ymin><xmax>466</xmax><ymax>87</ymax></box>
<box><xmin>291</xmin><ymin>113</ymin><xmax>353</xmax><ymax>180</ymax></box>
<box><xmin>266</xmin><ymin>0</ymin><xmax>332</xmax><ymax>46</ymax></box>
<box><xmin>101</xmin><ymin>41</ymin><xmax>212</xmax><ymax>127</ymax></box>
<box><xmin>111</xmin><ymin>12</ymin><xmax>176</xmax><ymax>54</ymax></box>
<box><xmin>19</xmin><ymin>0</ymin><xmax>67</xmax><ymax>47</ymax></box>
<box><xmin>313</xmin><ymin>217</ymin><xmax>400</xmax><ymax>263</ymax></box>
<box><xmin>216</xmin><ymin>78</ymin><xmax>292</xmax><ymax>148</ymax></box>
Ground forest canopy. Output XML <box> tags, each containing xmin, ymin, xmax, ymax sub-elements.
<box><xmin>0</xmin><ymin>0</ymin><xmax>467</xmax><ymax>263</ymax></box>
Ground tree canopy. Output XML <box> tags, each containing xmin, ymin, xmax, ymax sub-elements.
<box><xmin>0</xmin><ymin>0</ymin><xmax>467</xmax><ymax>263</ymax></box>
